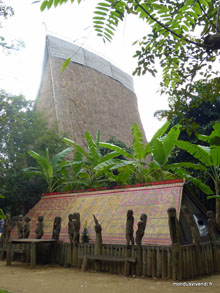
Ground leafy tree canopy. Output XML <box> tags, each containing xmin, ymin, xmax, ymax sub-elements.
<box><xmin>0</xmin><ymin>91</ymin><xmax>65</xmax><ymax>215</ymax></box>
<box><xmin>38</xmin><ymin>0</ymin><xmax>220</xmax><ymax>120</ymax></box>
<box><xmin>0</xmin><ymin>1</ymin><xmax>24</xmax><ymax>53</ymax></box>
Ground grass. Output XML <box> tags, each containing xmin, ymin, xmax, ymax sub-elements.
<box><xmin>0</xmin><ymin>290</ymin><xmax>11</xmax><ymax>293</ymax></box>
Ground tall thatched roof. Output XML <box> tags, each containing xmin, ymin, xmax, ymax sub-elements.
<box><xmin>36</xmin><ymin>35</ymin><xmax>147</xmax><ymax>147</ymax></box>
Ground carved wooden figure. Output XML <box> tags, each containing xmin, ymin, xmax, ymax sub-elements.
<box><xmin>181</xmin><ymin>205</ymin><xmax>200</xmax><ymax>245</ymax></box>
<box><xmin>4</xmin><ymin>214</ymin><xmax>12</xmax><ymax>241</ymax></box>
<box><xmin>167</xmin><ymin>207</ymin><xmax>180</xmax><ymax>244</ymax></box>
<box><xmin>126</xmin><ymin>210</ymin><xmax>134</xmax><ymax>246</ymax></box>
<box><xmin>17</xmin><ymin>215</ymin><xmax>23</xmax><ymax>239</ymax></box>
<box><xmin>207</xmin><ymin>210</ymin><xmax>216</xmax><ymax>243</ymax></box>
<box><xmin>52</xmin><ymin>216</ymin><xmax>62</xmax><ymax>240</ymax></box>
<box><xmin>93</xmin><ymin>214</ymin><xmax>102</xmax><ymax>255</ymax></box>
<box><xmin>135</xmin><ymin>213</ymin><xmax>147</xmax><ymax>246</ymax></box>
<box><xmin>35</xmin><ymin>216</ymin><xmax>44</xmax><ymax>239</ymax></box>
<box><xmin>68</xmin><ymin>214</ymin><xmax>74</xmax><ymax>244</ymax></box>
<box><xmin>167</xmin><ymin>207</ymin><xmax>182</xmax><ymax>280</ymax></box>
<box><xmin>23</xmin><ymin>216</ymin><xmax>31</xmax><ymax>238</ymax></box>
<box><xmin>73</xmin><ymin>212</ymin><xmax>80</xmax><ymax>246</ymax></box>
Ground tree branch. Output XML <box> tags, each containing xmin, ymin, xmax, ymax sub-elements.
<box><xmin>134</xmin><ymin>0</ymin><xmax>207</xmax><ymax>49</ymax></box>
<box><xmin>217</xmin><ymin>1</ymin><xmax>220</xmax><ymax>31</ymax></box>
<box><xmin>197</xmin><ymin>0</ymin><xmax>220</xmax><ymax>33</ymax></box>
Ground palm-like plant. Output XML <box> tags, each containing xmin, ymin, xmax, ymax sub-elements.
<box><xmin>176</xmin><ymin>122</ymin><xmax>220</xmax><ymax>225</ymax></box>
<box><xmin>63</xmin><ymin>131</ymin><xmax>124</xmax><ymax>189</ymax></box>
<box><xmin>23</xmin><ymin>147</ymin><xmax>73</xmax><ymax>193</ymax></box>
<box><xmin>95</xmin><ymin>122</ymin><xmax>183</xmax><ymax>184</ymax></box>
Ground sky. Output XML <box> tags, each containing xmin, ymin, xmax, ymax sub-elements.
<box><xmin>0</xmin><ymin>0</ymin><xmax>168</xmax><ymax>141</ymax></box>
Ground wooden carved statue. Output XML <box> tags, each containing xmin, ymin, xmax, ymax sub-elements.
<box><xmin>207</xmin><ymin>210</ymin><xmax>216</xmax><ymax>243</ymax></box>
<box><xmin>35</xmin><ymin>216</ymin><xmax>44</xmax><ymax>239</ymax></box>
<box><xmin>167</xmin><ymin>207</ymin><xmax>180</xmax><ymax>244</ymax></box>
<box><xmin>135</xmin><ymin>213</ymin><xmax>147</xmax><ymax>246</ymax></box>
<box><xmin>73</xmin><ymin>212</ymin><xmax>80</xmax><ymax>245</ymax></box>
<box><xmin>17</xmin><ymin>215</ymin><xmax>23</xmax><ymax>239</ymax></box>
<box><xmin>126</xmin><ymin>209</ymin><xmax>134</xmax><ymax>246</ymax></box>
<box><xmin>93</xmin><ymin>214</ymin><xmax>102</xmax><ymax>255</ymax></box>
<box><xmin>23</xmin><ymin>216</ymin><xmax>31</xmax><ymax>238</ymax></box>
<box><xmin>3</xmin><ymin>214</ymin><xmax>12</xmax><ymax>241</ymax></box>
<box><xmin>181</xmin><ymin>205</ymin><xmax>200</xmax><ymax>245</ymax></box>
<box><xmin>167</xmin><ymin>207</ymin><xmax>182</xmax><ymax>280</ymax></box>
<box><xmin>52</xmin><ymin>216</ymin><xmax>62</xmax><ymax>240</ymax></box>
<box><xmin>68</xmin><ymin>214</ymin><xmax>74</xmax><ymax>244</ymax></box>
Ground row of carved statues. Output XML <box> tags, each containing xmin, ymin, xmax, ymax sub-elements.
<box><xmin>1</xmin><ymin>207</ymin><xmax>216</xmax><ymax>245</ymax></box>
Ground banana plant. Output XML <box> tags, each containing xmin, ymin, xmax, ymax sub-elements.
<box><xmin>23</xmin><ymin>147</ymin><xmax>73</xmax><ymax>193</ymax></box>
<box><xmin>63</xmin><ymin>130</ymin><xmax>124</xmax><ymax>189</ymax></box>
<box><xmin>149</xmin><ymin>123</ymin><xmax>212</xmax><ymax>194</ymax></box>
<box><xmin>95</xmin><ymin>122</ymin><xmax>183</xmax><ymax>184</ymax></box>
<box><xmin>176</xmin><ymin>122</ymin><xmax>220</xmax><ymax>226</ymax></box>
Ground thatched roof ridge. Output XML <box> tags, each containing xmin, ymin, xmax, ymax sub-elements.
<box><xmin>46</xmin><ymin>35</ymin><xmax>134</xmax><ymax>92</ymax></box>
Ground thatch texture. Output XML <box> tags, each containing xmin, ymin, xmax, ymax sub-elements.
<box><xmin>36</xmin><ymin>35</ymin><xmax>147</xmax><ymax>147</ymax></box>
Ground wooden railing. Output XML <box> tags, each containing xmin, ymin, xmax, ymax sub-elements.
<box><xmin>1</xmin><ymin>240</ymin><xmax>220</xmax><ymax>280</ymax></box>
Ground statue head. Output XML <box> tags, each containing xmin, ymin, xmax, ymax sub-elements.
<box><xmin>18</xmin><ymin>215</ymin><xmax>23</xmax><ymax>221</ymax></box>
<box><xmin>140</xmin><ymin>213</ymin><xmax>147</xmax><ymax>223</ymax></box>
<box><xmin>167</xmin><ymin>207</ymin><xmax>176</xmax><ymax>218</ymax></box>
<box><xmin>24</xmin><ymin>216</ymin><xmax>31</xmax><ymax>222</ymax></box>
<box><xmin>127</xmin><ymin>210</ymin><xmax>133</xmax><ymax>218</ymax></box>
<box><xmin>75</xmin><ymin>212</ymin><xmax>80</xmax><ymax>220</ymax></box>
<box><xmin>68</xmin><ymin>214</ymin><xmax>73</xmax><ymax>221</ymax></box>
<box><xmin>207</xmin><ymin>210</ymin><xmax>214</xmax><ymax>219</ymax></box>
<box><xmin>38</xmin><ymin>216</ymin><xmax>44</xmax><ymax>222</ymax></box>
<box><xmin>54</xmin><ymin>216</ymin><xmax>61</xmax><ymax>225</ymax></box>
<box><xmin>93</xmin><ymin>214</ymin><xmax>99</xmax><ymax>225</ymax></box>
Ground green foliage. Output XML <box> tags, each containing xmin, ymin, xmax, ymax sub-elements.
<box><xmin>63</xmin><ymin>130</ymin><xmax>121</xmax><ymax>189</ymax></box>
<box><xmin>81</xmin><ymin>222</ymin><xmax>90</xmax><ymax>243</ymax></box>
<box><xmin>24</xmin><ymin>148</ymin><xmax>73</xmax><ymax>193</ymax></box>
<box><xmin>175</xmin><ymin>122</ymin><xmax>220</xmax><ymax>196</ymax></box>
<box><xmin>0</xmin><ymin>91</ymin><xmax>66</xmax><ymax>215</ymax></box>
<box><xmin>0</xmin><ymin>194</ymin><xmax>6</xmax><ymax>220</ymax></box>
<box><xmin>97</xmin><ymin>122</ymin><xmax>183</xmax><ymax>184</ymax></box>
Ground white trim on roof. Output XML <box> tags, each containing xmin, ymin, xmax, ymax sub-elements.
<box><xmin>47</xmin><ymin>35</ymin><xmax>135</xmax><ymax>92</ymax></box>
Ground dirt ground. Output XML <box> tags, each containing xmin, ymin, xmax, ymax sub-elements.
<box><xmin>0</xmin><ymin>261</ymin><xmax>220</xmax><ymax>293</ymax></box>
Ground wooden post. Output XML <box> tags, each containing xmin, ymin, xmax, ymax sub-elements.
<box><xmin>6</xmin><ymin>240</ymin><xmax>11</xmax><ymax>266</ymax></box>
<box><xmin>30</xmin><ymin>242</ymin><xmax>36</xmax><ymax>268</ymax></box>
<box><xmin>143</xmin><ymin>247</ymin><xmax>147</xmax><ymax>276</ymax></box>
<box><xmin>167</xmin><ymin>208</ymin><xmax>181</xmax><ymax>281</ymax></box>
<box><xmin>189</xmin><ymin>246</ymin><xmax>194</xmax><ymax>278</ymax></box>
<box><xmin>136</xmin><ymin>246</ymin><xmax>143</xmax><ymax>277</ymax></box>
<box><xmin>157</xmin><ymin>248</ymin><xmax>162</xmax><ymax>278</ymax></box>
<box><xmin>72</xmin><ymin>246</ymin><xmax>78</xmax><ymax>267</ymax></box>
<box><xmin>152</xmin><ymin>248</ymin><xmax>157</xmax><ymax>278</ymax></box>
<box><xmin>147</xmin><ymin>247</ymin><xmax>152</xmax><ymax>277</ymax></box>
<box><xmin>162</xmin><ymin>247</ymin><xmax>167</xmax><ymax>280</ymax></box>
<box><xmin>167</xmin><ymin>247</ymin><xmax>172</xmax><ymax>279</ymax></box>
<box><xmin>192</xmin><ymin>246</ymin><xmax>198</xmax><ymax>277</ymax></box>
<box><xmin>0</xmin><ymin>239</ymin><xmax>5</xmax><ymax>261</ymax></box>
<box><xmin>81</xmin><ymin>255</ymin><xmax>88</xmax><ymax>272</ymax></box>
<box><xmin>124</xmin><ymin>260</ymin><xmax>130</xmax><ymax>277</ymax></box>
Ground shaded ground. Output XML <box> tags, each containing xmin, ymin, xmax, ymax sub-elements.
<box><xmin>0</xmin><ymin>261</ymin><xmax>220</xmax><ymax>293</ymax></box>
